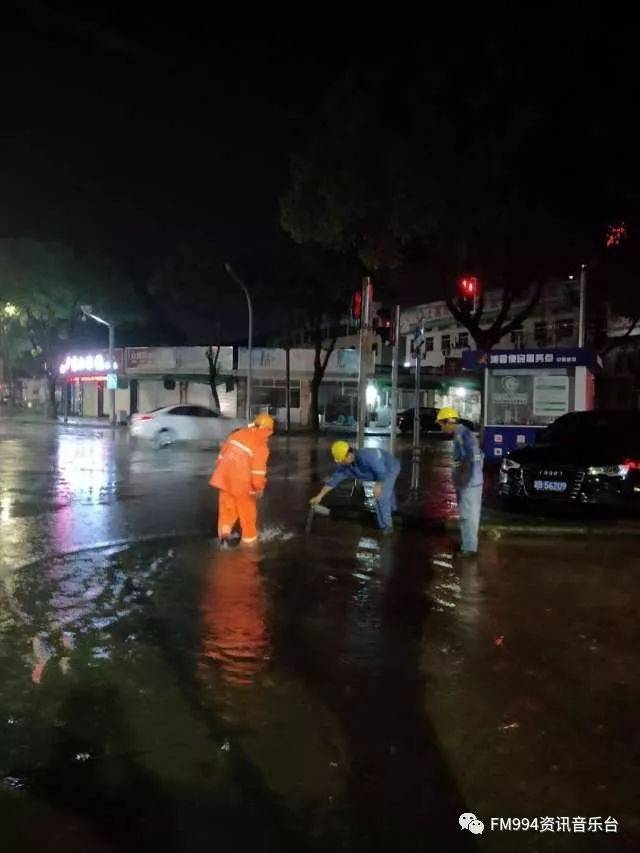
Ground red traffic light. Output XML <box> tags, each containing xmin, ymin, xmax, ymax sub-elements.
<box><xmin>458</xmin><ymin>276</ymin><xmax>479</xmax><ymax>298</ymax></box>
<box><xmin>351</xmin><ymin>290</ymin><xmax>362</xmax><ymax>320</ymax></box>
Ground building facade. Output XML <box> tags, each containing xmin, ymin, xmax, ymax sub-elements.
<box><xmin>399</xmin><ymin>280</ymin><xmax>581</xmax><ymax>370</ymax></box>
<box><xmin>54</xmin><ymin>344</ymin><xmax>360</xmax><ymax>425</ymax></box>
<box><xmin>20</xmin><ymin>280</ymin><xmax>640</xmax><ymax>424</ymax></box>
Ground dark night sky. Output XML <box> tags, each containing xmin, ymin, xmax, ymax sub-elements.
<box><xmin>1</xmin><ymin>4</ymin><xmax>364</xmax><ymax>271</ymax></box>
<box><xmin>2</xmin><ymin>4</ymin><xmax>639</xmax><ymax>343</ymax></box>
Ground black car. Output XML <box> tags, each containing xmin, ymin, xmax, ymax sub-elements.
<box><xmin>397</xmin><ymin>407</ymin><xmax>476</xmax><ymax>435</ymax></box>
<box><xmin>499</xmin><ymin>410</ymin><xmax>640</xmax><ymax>510</ymax></box>
<box><xmin>397</xmin><ymin>407</ymin><xmax>439</xmax><ymax>434</ymax></box>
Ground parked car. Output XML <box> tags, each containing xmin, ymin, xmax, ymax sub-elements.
<box><xmin>130</xmin><ymin>405</ymin><xmax>244</xmax><ymax>447</ymax></box>
<box><xmin>499</xmin><ymin>410</ymin><xmax>640</xmax><ymax>510</ymax></box>
<box><xmin>397</xmin><ymin>407</ymin><xmax>477</xmax><ymax>435</ymax></box>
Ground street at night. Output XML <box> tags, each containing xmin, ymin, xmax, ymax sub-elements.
<box><xmin>3</xmin><ymin>6</ymin><xmax>640</xmax><ymax>851</ymax></box>
<box><xmin>1</xmin><ymin>422</ymin><xmax>638</xmax><ymax>851</ymax></box>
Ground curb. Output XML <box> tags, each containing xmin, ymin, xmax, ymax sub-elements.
<box><xmin>1</xmin><ymin>417</ymin><xmax>119</xmax><ymax>430</ymax></box>
<box><xmin>443</xmin><ymin>520</ymin><xmax>640</xmax><ymax>539</ymax></box>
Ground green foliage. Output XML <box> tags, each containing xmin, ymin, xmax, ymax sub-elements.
<box><xmin>0</xmin><ymin>239</ymin><xmax>140</xmax><ymax>414</ymax></box>
<box><xmin>0</xmin><ymin>239</ymin><xmax>139</xmax><ymax>363</ymax></box>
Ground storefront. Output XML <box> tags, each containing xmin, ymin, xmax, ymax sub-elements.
<box><xmin>58</xmin><ymin>349</ymin><xmax>125</xmax><ymax>418</ymax></box>
<box><xmin>462</xmin><ymin>347</ymin><xmax>599</xmax><ymax>458</ymax></box>
<box><xmin>358</xmin><ymin>371</ymin><xmax>482</xmax><ymax>430</ymax></box>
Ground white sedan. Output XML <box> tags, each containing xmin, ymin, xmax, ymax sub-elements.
<box><xmin>130</xmin><ymin>405</ymin><xmax>245</xmax><ymax>447</ymax></box>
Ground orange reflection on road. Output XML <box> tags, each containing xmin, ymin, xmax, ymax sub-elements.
<box><xmin>200</xmin><ymin>548</ymin><xmax>270</xmax><ymax>687</ymax></box>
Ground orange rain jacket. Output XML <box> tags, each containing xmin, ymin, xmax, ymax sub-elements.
<box><xmin>209</xmin><ymin>426</ymin><xmax>270</xmax><ymax>497</ymax></box>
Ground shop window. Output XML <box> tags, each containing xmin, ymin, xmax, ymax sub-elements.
<box><xmin>425</xmin><ymin>337</ymin><xmax>434</xmax><ymax>352</ymax></box>
<box><xmin>252</xmin><ymin>379</ymin><xmax>301</xmax><ymax>409</ymax></box>
<box><xmin>511</xmin><ymin>327</ymin><xmax>525</xmax><ymax>348</ymax></box>
<box><xmin>534</xmin><ymin>321</ymin><xmax>548</xmax><ymax>346</ymax></box>
<box><xmin>441</xmin><ymin>335</ymin><xmax>451</xmax><ymax>353</ymax></box>
<box><xmin>457</xmin><ymin>332</ymin><xmax>469</xmax><ymax>349</ymax></box>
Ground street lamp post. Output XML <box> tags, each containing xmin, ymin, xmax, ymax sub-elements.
<box><xmin>578</xmin><ymin>264</ymin><xmax>587</xmax><ymax>348</ymax></box>
<box><xmin>224</xmin><ymin>263</ymin><xmax>253</xmax><ymax>421</ymax></box>
<box><xmin>80</xmin><ymin>306</ymin><xmax>117</xmax><ymax>426</ymax></box>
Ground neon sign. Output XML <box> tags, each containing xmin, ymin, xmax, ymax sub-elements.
<box><xmin>59</xmin><ymin>354</ymin><xmax>119</xmax><ymax>375</ymax></box>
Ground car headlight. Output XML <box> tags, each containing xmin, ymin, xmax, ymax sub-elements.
<box><xmin>500</xmin><ymin>458</ymin><xmax>521</xmax><ymax>472</ymax></box>
<box><xmin>587</xmin><ymin>465</ymin><xmax>629</xmax><ymax>478</ymax></box>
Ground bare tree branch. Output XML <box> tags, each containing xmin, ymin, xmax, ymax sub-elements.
<box><xmin>602</xmin><ymin>315</ymin><xmax>640</xmax><ymax>356</ymax></box>
<box><xmin>498</xmin><ymin>281</ymin><xmax>544</xmax><ymax>338</ymax></box>
<box><xmin>321</xmin><ymin>336</ymin><xmax>337</xmax><ymax>372</ymax></box>
<box><xmin>486</xmin><ymin>284</ymin><xmax>514</xmax><ymax>336</ymax></box>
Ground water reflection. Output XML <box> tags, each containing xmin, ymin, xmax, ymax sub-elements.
<box><xmin>200</xmin><ymin>549</ymin><xmax>270</xmax><ymax>686</ymax></box>
<box><xmin>56</xmin><ymin>434</ymin><xmax>113</xmax><ymax>503</ymax></box>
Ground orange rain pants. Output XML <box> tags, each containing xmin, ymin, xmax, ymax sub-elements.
<box><xmin>209</xmin><ymin>426</ymin><xmax>271</xmax><ymax>544</ymax></box>
<box><xmin>218</xmin><ymin>491</ymin><xmax>258</xmax><ymax>543</ymax></box>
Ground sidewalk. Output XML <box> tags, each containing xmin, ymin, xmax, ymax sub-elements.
<box><xmin>472</xmin><ymin>505</ymin><xmax>640</xmax><ymax>539</ymax></box>
<box><xmin>0</xmin><ymin>413</ymin><xmax>119</xmax><ymax>429</ymax></box>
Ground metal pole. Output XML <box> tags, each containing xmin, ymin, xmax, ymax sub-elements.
<box><xmin>285</xmin><ymin>345</ymin><xmax>291</xmax><ymax>432</ymax></box>
<box><xmin>410</xmin><ymin>344</ymin><xmax>421</xmax><ymax>496</ymax></box>
<box><xmin>483</xmin><ymin>366</ymin><xmax>489</xmax><ymax>427</ymax></box>
<box><xmin>356</xmin><ymin>277</ymin><xmax>373</xmax><ymax>448</ymax></box>
<box><xmin>224</xmin><ymin>264</ymin><xmax>253</xmax><ymax>421</ymax></box>
<box><xmin>108</xmin><ymin>323</ymin><xmax>116</xmax><ymax>427</ymax></box>
<box><xmin>389</xmin><ymin>304</ymin><xmax>400</xmax><ymax>456</ymax></box>
<box><xmin>578</xmin><ymin>264</ymin><xmax>587</xmax><ymax>348</ymax></box>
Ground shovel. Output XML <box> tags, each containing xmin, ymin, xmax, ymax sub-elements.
<box><xmin>305</xmin><ymin>503</ymin><xmax>331</xmax><ymax>534</ymax></box>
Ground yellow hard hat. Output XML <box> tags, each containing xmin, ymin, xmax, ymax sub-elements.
<box><xmin>331</xmin><ymin>440</ymin><xmax>351</xmax><ymax>463</ymax></box>
<box><xmin>436</xmin><ymin>406</ymin><xmax>460</xmax><ymax>422</ymax></box>
<box><xmin>254</xmin><ymin>413</ymin><xmax>275</xmax><ymax>432</ymax></box>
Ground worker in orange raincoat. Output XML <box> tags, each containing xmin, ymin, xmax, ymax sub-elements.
<box><xmin>209</xmin><ymin>413</ymin><xmax>275</xmax><ymax>547</ymax></box>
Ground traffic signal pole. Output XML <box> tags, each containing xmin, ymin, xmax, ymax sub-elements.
<box><xmin>409</xmin><ymin>340</ymin><xmax>422</xmax><ymax>497</ymax></box>
<box><xmin>356</xmin><ymin>277</ymin><xmax>373</xmax><ymax>449</ymax></box>
<box><xmin>578</xmin><ymin>264</ymin><xmax>587</xmax><ymax>347</ymax></box>
<box><xmin>389</xmin><ymin>304</ymin><xmax>400</xmax><ymax>456</ymax></box>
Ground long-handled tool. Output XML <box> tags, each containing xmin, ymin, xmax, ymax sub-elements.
<box><xmin>305</xmin><ymin>503</ymin><xmax>331</xmax><ymax>534</ymax></box>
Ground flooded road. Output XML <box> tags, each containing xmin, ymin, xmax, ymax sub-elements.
<box><xmin>1</xmin><ymin>422</ymin><xmax>639</xmax><ymax>851</ymax></box>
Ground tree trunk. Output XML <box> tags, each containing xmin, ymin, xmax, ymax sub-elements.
<box><xmin>6</xmin><ymin>353</ymin><xmax>14</xmax><ymax>413</ymax></box>
<box><xmin>209</xmin><ymin>377</ymin><xmax>221</xmax><ymax>412</ymax></box>
<box><xmin>308</xmin><ymin>332</ymin><xmax>337</xmax><ymax>431</ymax></box>
<box><xmin>46</xmin><ymin>374</ymin><xmax>58</xmax><ymax>420</ymax></box>
<box><xmin>205</xmin><ymin>346</ymin><xmax>221</xmax><ymax>412</ymax></box>
<box><xmin>309</xmin><ymin>377</ymin><xmax>321</xmax><ymax>431</ymax></box>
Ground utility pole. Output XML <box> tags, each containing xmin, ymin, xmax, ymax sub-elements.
<box><xmin>410</xmin><ymin>325</ymin><xmax>425</xmax><ymax>497</ymax></box>
<box><xmin>356</xmin><ymin>276</ymin><xmax>374</xmax><ymax>448</ymax></box>
<box><xmin>108</xmin><ymin>322</ymin><xmax>116</xmax><ymax>426</ymax></box>
<box><xmin>225</xmin><ymin>263</ymin><xmax>253</xmax><ymax>420</ymax></box>
<box><xmin>80</xmin><ymin>306</ymin><xmax>116</xmax><ymax>427</ymax></box>
<box><xmin>389</xmin><ymin>304</ymin><xmax>400</xmax><ymax>456</ymax></box>
<box><xmin>285</xmin><ymin>344</ymin><xmax>291</xmax><ymax>432</ymax></box>
<box><xmin>578</xmin><ymin>264</ymin><xmax>587</xmax><ymax>347</ymax></box>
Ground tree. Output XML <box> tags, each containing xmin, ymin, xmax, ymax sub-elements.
<box><xmin>589</xmin><ymin>222</ymin><xmax>640</xmax><ymax>356</ymax></box>
<box><xmin>148</xmin><ymin>243</ymin><xmax>246</xmax><ymax>410</ymax></box>
<box><xmin>0</xmin><ymin>302</ymin><xmax>30</xmax><ymax>408</ymax></box>
<box><xmin>247</xmin><ymin>241</ymin><xmax>359</xmax><ymax>431</ymax></box>
<box><xmin>281</xmin><ymin>21</ymin><xmax>637</xmax><ymax>343</ymax></box>
<box><xmin>445</xmin><ymin>280</ymin><xmax>544</xmax><ymax>352</ymax></box>
<box><xmin>0</xmin><ymin>239</ymin><xmax>139</xmax><ymax>418</ymax></box>
<box><xmin>205</xmin><ymin>345</ymin><xmax>222</xmax><ymax>411</ymax></box>
<box><xmin>280</xmin><ymin>71</ymin><xmax>555</xmax><ymax>347</ymax></box>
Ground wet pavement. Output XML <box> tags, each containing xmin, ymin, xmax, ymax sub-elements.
<box><xmin>1</xmin><ymin>421</ymin><xmax>639</xmax><ymax>851</ymax></box>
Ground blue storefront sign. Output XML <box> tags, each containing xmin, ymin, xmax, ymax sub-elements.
<box><xmin>483</xmin><ymin>425</ymin><xmax>544</xmax><ymax>458</ymax></box>
<box><xmin>462</xmin><ymin>347</ymin><xmax>599</xmax><ymax>460</ymax></box>
<box><xmin>462</xmin><ymin>347</ymin><xmax>600</xmax><ymax>372</ymax></box>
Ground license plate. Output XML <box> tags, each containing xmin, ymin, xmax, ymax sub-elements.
<box><xmin>533</xmin><ymin>480</ymin><xmax>567</xmax><ymax>493</ymax></box>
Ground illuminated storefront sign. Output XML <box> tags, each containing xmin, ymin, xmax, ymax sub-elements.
<box><xmin>59</xmin><ymin>350</ymin><xmax>123</xmax><ymax>376</ymax></box>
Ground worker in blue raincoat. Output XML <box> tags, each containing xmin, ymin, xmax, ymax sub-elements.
<box><xmin>436</xmin><ymin>407</ymin><xmax>484</xmax><ymax>557</ymax></box>
<box><xmin>309</xmin><ymin>441</ymin><xmax>401</xmax><ymax>534</ymax></box>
